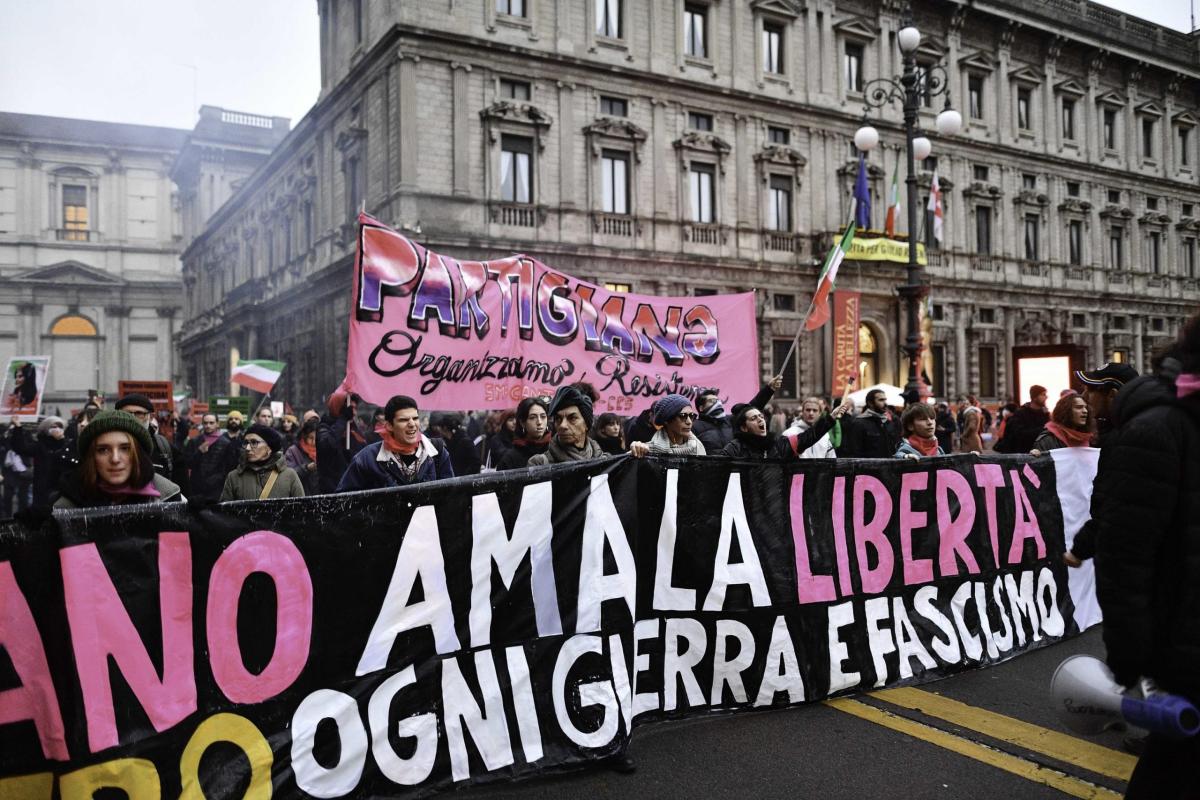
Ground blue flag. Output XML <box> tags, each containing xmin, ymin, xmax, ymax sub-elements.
<box><xmin>854</xmin><ymin>154</ymin><xmax>871</xmax><ymax>230</ymax></box>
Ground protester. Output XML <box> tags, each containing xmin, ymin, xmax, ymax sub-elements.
<box><xmin>895</xmin><ymin>403</ymin><xmax>945</xmax><ymax>458</ymax></box>
<box><xmin>720</xmin><ymin>399</ymin><xmax>850</xmax><ymax>459</ymax></box>
<box><xmin>934</xmin><ymin>401</ymin><xmax>956</xmax><ymax>454</ymax></box>
<box><xmin>55</xmin><ymin>410</ymin><xmax>183</xmax><ymax>508</ymax></box>
<box><xmin>631</xmin><ymin>395</ymin><xmax>705</xmax><ymax>457</ymax></box>
<box><xmin>957</xmin><ymin>400</ymin><xmax>984</xmax><ymax>453</ymax></box>
<box><xmin>1074</xmin><ymin>362</ymin><xmax>1139</xmax><ymax>444</ymax></box>
<box><xmin>284</xmin><ymin>417</ymin><xmax>320</xmax><ymax>495</ymax></box>
<box><xmin>255</xmin><ymin>406</ymin><xmax>275</xmax><ymax>428</ymax></box>
<box><xmin>184</xmin><ymin>412</ymin><xmax>235</xmax><ymax>503</ymax></box>
<box><xmin>223</xmin><ymin>410</ymin><xmax>247</xmax><ymax>472</ymax></box>
<box><xmin>337</xmin><ymin>395</ymin><xmax>454</xmax><ymax>490</ymax></box>
<box><xmin>692</xmin><ymin>389</ymin><xmax>732</xmax><ymax>452</ymax></box>
<box><xmin>593</xmin><ymin>412</ymin><xmax>626</xmax><ymax>456</ymax></box>
<box><xmin>221</xmin><ymin>423</ymin><xmax>305</xmax><ymax>501</ymax></box>
<box><xmin>1032</xmin><ymin>394</ymin><xmax>1093</xmax><ymax>452</ymax></box>
<box><xmin>994</xmin><ymin>385</ymin><xmax>1050</xmax><ymax>453</ymax></box>
<box><xmin>114</xmin><ymin>393</ymin><xmax>182</xmax><ymax>482</ymax></box>
<box><xmin>497</xmin><ymin>396</ymin><xmax>551</xmax><ymax>470</ymax></box>
<box><xmin>479</xmin><ymin>410</ymin><xmax>516</xmax><ymax>469</ymax></box>
<box><xmin>784</xmin><ymin>397</ymin><xmax>837</xmax><ymax>459</ymax></box>
<box><xmin>428</xmin><ymin>411</ymin><xmax>481</xmax><ymax>476</ymax></box>
<box><xmin>280</xmin><ymin>414</ymin><xmax>300</xmax><ymax>448</ymax></box>
<box><xmin>839</xmin><ymin>389</ymin><xmax>899</xmax><ymax>457</ymax></box>
<box><xmin>527</xmin><ymin>385</ymin><xmax>607</xmax><ymax>465</ymax></box>
<box><xmin>317</xmin><ymin>389</ymin><xmax>376</xmax><ymax>493</ymax></box>
<box><xmin>0</xmin><ymin>422</ymin><xmax>32</xmax><ymax>516</ymax></box>
<box><xmin>1092</xmin><ymin>313</ymin><xmax>1200</xmax><ymax>797</ymax></box>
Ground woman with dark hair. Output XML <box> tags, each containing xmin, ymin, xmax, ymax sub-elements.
<box><xmin>895</xmin><ymin>403</ymin><xmax>945</xmax><ymax>458</ymax></box>
<box><xmin>593</xmin><ymin>412</ymin><xmax>626</xmax><ymax>455</ymax></box>
<box><xmin>284</xmin><ymin>417</ymin><xmax>320</xmax><ymax>495</ymax></box>
<box><xmin>54</xmin><ymin>410</ymin><xmax>183</xmax><ymax>508</ymax></box>
<box><xmin>7</xmin><ymin>362</ymin><xmax>38</xmax><ymax>410</ymax></box>
<box><xmin>497</xmin><ymin>396</ymin><xmax>551</xmax><ymax>470</ymax></box>
<box><xmin>1032</xmin><ymin>394</ymin><xmax>1093</xmax><ymax>452</ymax></box>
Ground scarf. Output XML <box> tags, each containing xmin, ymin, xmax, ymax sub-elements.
<box><xmin>734</xmin><ymin>430</ymin><xmax>777</xmax><ymax>453</ymax></box>
<box><xmin>513</xmin><ymin>433</ymin><xmax>551</xmax><ymax>449</ymax></box>
<box><xmin>647</xmin><ymin>429</ymin><xmax>706</xmax><ymax>456</ymax></box>
<box><xmin>905</xmin><ymin>435</ymin><xmax>940</xmax><ymax>457</ymax></box>
<box><xmin>545</xmin><ymin>437</ymin><xmax>606</xmax><ymax>463</ymax></box>
<box><xmin>299</xmin><ymin>437</ymin><xmax>317</xmax><ymax>462</ymax></box>
<box><xmin>704</xmin><ymin>399</ymin><xmax>727</xmax><ymax>419</ymax></box>
<box><xmin>1178</xmin><ymin>372</ymin><xmax>1200</xmax><ymax>399</ymax></box>
<box><xmin>98</xmin><ymin>481</ymin><xmax>161</xmax><ymax>500</ymax></box>
<box><xmin>202</xmin><ymin>430</ymin><xmax>223</xmax><ymax>446</ymax></box>
<box><xmin>1044</xmin><ymin>421</ymin><xmax>1093</xmax><ymax>448</ymax></box>
<box><xmin>381</xmin><ymin>429</ymin><xmax>420</xmax><ymax>456</ymax></box>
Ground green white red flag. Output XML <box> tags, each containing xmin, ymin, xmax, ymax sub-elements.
<box><xmin>804</xmin><ymin>220</ymin><xmax>857</xmax><ymax>331</ymax></box>
<box><xmin>230</xmin><ymin>359</ymin><xmax>285</xmax><ymax>393</ymax></box>
<box><xmin>884</xmin><ymin>163</ymin><xmax>901</xmax><ymax>237</ymax></box>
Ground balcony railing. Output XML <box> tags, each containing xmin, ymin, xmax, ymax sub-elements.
<box><xmin>1018</xmin><ymin>260</ymin><xmax>1048</xmax><ymax>277</ymax></box>
<box><xmin>593</xmin><ymin>213</ymin><xmax>635</xmax><ymax>237</ymax></box>
<box><xmin>56</xmin><ymin>228</ymin><xmax>94</xmax><ymax>242</ymax></box>
<box><xmin>763</xmin><ymin>231</ymin><xmax>798</xmax><ymax>253</ymax></box>
<box><xmin>970</xmin><ymin>254</ymin><xmax>997</xmax><ymax>272</ymax></box>
<box><xmin>685</xmin><ymin>223</ymin><xmax>724</xmax><ymax>245</ymax></box>
<box><xmin>493</xmin><ymin>203</ymin><xmax>539</xmax><ymax>228</ymax></box>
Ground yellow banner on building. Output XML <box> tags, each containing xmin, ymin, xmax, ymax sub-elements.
<box><xmin>845</xmin><ymin>237</ymin><xmax>926</xmax><ymax>265</ymax></box>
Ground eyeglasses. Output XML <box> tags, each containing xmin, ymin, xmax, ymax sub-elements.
<box><xmin>243</xmin><ymin>439</ymin><xmax>267</xmax><ymax>449</ymax></box>
<box><xmin>127</xmin><ymin>410</ymin><xmax>149</xmax><ymax>419</ymax></box>
<box><xmin>675</xmin><ymin>412</ymin><xmax>699</xmax><ymax>421</ymax></box>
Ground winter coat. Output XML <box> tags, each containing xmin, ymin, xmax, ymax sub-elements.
<box><xmin>1092</xmin><ymin>372</ymin><xmax>1200</xmax><ymax>702</ymax></box>
<box><xmin>481</xmin><ymin>429</ymin><xmax>514</xmax><ymax>469</ymax></box>
<box><xmin>316</xmin><ymin>414</ymin><xmax>379</xmax><ymax>494</ymax></box>
<box><xmin>994</xmin><ymin>403</ymin><xmax>1050</xmax><ymax>453</ymax></box>
<box><xmin>336</xmin><ymin>436</ymin><xmax>454</xmax><ymax>492</ymax></box>
<box><xmin>54</xmin><ymin>471</ymin><xmax>183</xmax><ymax>509</ymax></box>
<box><xmin>838</xmin><ymin>411</ymin><xmax>898</xmax><ymax>458</ymax></box>
<box><xmin>497</xmin><ymin>439</ymin><xmax>550</xmax><ymax>470</ymax></box>
<box><xmin>691</xmin><ymin>412</ymin><xmax>732</xmax><ymax>453</ymax></box>
<box><xmin>719</xmin><ymin>414</ymin><xmax>835</xmax><ymax>460</ymax></box>
<box><xmin>12</xmin><ymin>428</ymin><xmax>69</xmax><ymax>513</ymax></box>
<box><xmin>284</xmin><ymin>444</ymin><xmax>320</xmax><ymax>495</ymax></box>
<box><xmin>444</xmin><ymin>429</ymin><xmax>482</xmax><ymax>476</ymax></box>
<box><xmin>220</xmin><ymin>451</ymin><xmax>306</xmax><ymax>502</ymax></box>
<box><xmin>934</xmin><ymin>411</ymin><xmax>957</xmax><ymax>454</ymax></box>
<box><xmin>185</xmin><ymin>432</ymin><xmax>235</xmax><ymax>503</ymax></box>
<box><xmin>894</xmin><ymin>439</ymin><xmax>946</xmax><ymax>458</ymax></box>
<box><xmin>527</xmin><ymin>437</ymin><xmax>608</xmax><ymax>465</ymax></box>
<box><xmin>1032</xmin><ymin>429</ymin><xmax>1069</xmax><ymax>452</ymax></box>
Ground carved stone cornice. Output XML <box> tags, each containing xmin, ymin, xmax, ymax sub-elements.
<box><xmin>157</xmin><ymin>307</ymin><xmax>179</xmax><ymax>319</ymax></box>
<box><xmin>104</xmin><ymin>305</ymin><xmax>131</xmax><ymax>318</ymax></box>
<box><xmin>753</xmin><ymin>145</ymin><xmax>808</xmax><ymax>169</ymax></box>
<box><xmin>583</xmin><ymin>118</ymin><xmax>648</xmax><ymax>158</ymax></box>
<box><xmin>1176</xmin><ymin>218</ymin><xmax>1200</xmax><ymax>232</ymax></box>
<box><xmin>16</xmin><ymin>302</ymin><xmax>41</xmax><ymax>315</ymax></box>
<box><xmin>916</xmin><ymin>173</ymin><xmax>953</xmax><ymax>191</ymax></box>
<box><xmin>1058</xmin><ymin>198</ymin><xmax>1093</xmax><ymax>214</ymax></box>
<box><xmin>1013</xmin><ymin>190</ymin><xmax>1050</xmax><ymax>208</ymax></box>
<box><xmin>480</xmin><ymin>101</ymin><xmax>553</xmax><ymax>150</ymax></box>
<box><xmin>673</xmin><ymin>131</ymin><xmax>732</xmax><ymax>158</ymax></box>
<box><xmin>334</xmin><ymin>127</ymin><xmax>368</xmax><ymax>153</ymax></box>
<box><xmin>1139</xmin><ymin>211</ymin><xmax>1171</xmax><ymax>226</ymax></box>
<box><xmin>962</xmin><ymin>181</ymin><xmax>1003</xmax><ymax>199</ymax></box>
<box><xmin>1099</xmin><ymin>204</ymin><xmax>1134</xmax><ymax>220</ymax></box>
<box><xmin>837</xmin><ymin>159</ymin><xmax>884</xmax><ymax>178</ymax></box>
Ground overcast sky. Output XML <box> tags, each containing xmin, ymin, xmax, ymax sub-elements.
<box><xmin>0</xmin><ymin>0</ymin><xmax>1192</xmax><ymax>132</ymax></box>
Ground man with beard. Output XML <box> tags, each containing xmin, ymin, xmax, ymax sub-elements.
<box><xmin>527</xmin><ymin>385</ymin><xmax>607</xmax><ymax>465</ymax></box>
<box><xmin>838</xmin><ymin>388</ymin><xmax>899</xmax><ymax>457</ymax></box>
<box><xmin>720</xmin><ymin>398</ymin><xmax>851</xmax><ymax>459</ymax></box>
<box><xmin>497</xmin><ymin>396</ymin><xmax>552</xmax><ymax>469</ymax></box>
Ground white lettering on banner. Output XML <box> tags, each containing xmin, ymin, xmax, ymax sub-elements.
<box><xmin>367</xmin><ymin>667</ymin><xmax>438</xmax><ymax>786</ymax></box>
<box><xmin>1004</xmin><ymin>571</ymin><xmax>1042</xmax><ymax>646</ymax></box>
<box><xmin>290</xmin><ymin>689</ymin><xmax>369</xmax><ymax>798</ymax></box>
<box><xmin>950</xmin><ymin>581</ymin><xmax>984</xmax><ymax>662</ymax></box>
<box><xmin>552</xmin><ymin>635</ymin><xmax>620</xmax><ymax>748</ymax></box>
<box><xmin>652</xmin><ymin>470</ymin><xmax>695</xmax><ymax>611</ymax></box>
<box><xmin>470</xmin><ymin>484</ymin><xmax>562</xmax><ymax>647</ymax></box>
<box><xmin>442</xmin><ymin>651</ymin><xmax>513</xmax><ymax>782</ymax></box>
<box><xmin>990</xmin><ymin>579</ymin><xmax>1016</xmax><ymax>652</ymax></box>
<box><xmin>914</xmin><ymin>584</ymin><xmax>962</xmax><ymax>663</ymax></box>
<box><xmin>504</xmin><ymin>646</ymin><xmax>545</xmax><ymax>765</ymax></box>
<box><xmin>357</xmin><ymin>506</ymin><xmax>460</xmax><ymax>676</ymax></box>
<box><xmin>892</xmin><ymin>597</ymin><xmax>937</xmax><ymax>680</ymax></box>
<box><xmin>704</xmin><ymin>475</ymin><xmax>771</xmax><ymax>611</ymax></box>
<box><xmin>1037</xmin><ymin>567</ymin><xmax>1066</xmax><ymax>636</ymax></box>
<box><xmin>973</xmin><ymin>582</ymin><xmax>1002</xmax><ymax>660</ymax></box>
<box><xmin>632</xmin><ymin>619</ymin><xmax>661</xmax><ymax>717</ymax></box>
<box><xmin>576</xmin><ymin>474</ymin><xmax>637</xmax><ymax>632</ymax></box>
<box><xmin>865</xmin><ymin>597</ymin><xmax>897</xmax><ymax>688</ymax></box>
<box><xmin>754</xmin><ymin>616</ymin><xmax>804</xmax><ymax>706</ymax></box>
<box><xmin>826</xmin><ymin>601</ymin><xmax>861</xmax><ymax>693</ymax></box>
<box><xmin>662</xmin><ymin>618</ymin><xmax>707</xmax><ymax>712</ymax></box>
<box><xmin>710</xmin><ymin>619</ymin><xmax>756</xmax><ymax>706</ymax></box>
<box><xmin>608</xmin><ymin>632</ymin><xmax>635</xmax><ymax>731</ymax></box>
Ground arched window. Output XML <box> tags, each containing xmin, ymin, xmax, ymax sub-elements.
<box><xmin>858</xmin><ymin>323</ymin><xmax>878</xmax><ymax>386</ymax></box>
<box><xmin>49</xmin><ymin>315</ymin><xmax>100</xmax><ymax>393</ymax></box>
<box><xmin>50</xmin><ymin>315</ymin><xmax>98</xmax><ymax>336</ymax></box>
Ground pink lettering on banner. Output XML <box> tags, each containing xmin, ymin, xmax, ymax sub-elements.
<box><xmin>1007</xmin><ymin>469</ymin><xmax>1047</xmax><ymax>564</ymax></box>
<box><xmin>344</xmin><ymin>214</ymin><xmax>757</xmax><ymax>412</ymax></box>
<box><xmin>973</xmin><ymin>463</ymin><xmax>1006</xmax><ymax>569</ymax></box>
<box><xmin>898</xmin><ymin>472</ymin><xmax>933</xmax><ymax>586</ymax></box>
<box><xmin>852</xmin><ymin>475</ymin><xmax>894</xmax><ymax>595</ymax></box>
<box><xmin>207</xmin><ymin>531</ymin><xmax>314</xmax><ymax>705</ymax></box>
<box><xmin>789</xmin><ymin>475</ymin><xmax>836</xmax><ymax>604</ymax></box>
<box><xmin>935</xmin><ymin>469</ymin><xmax>980</xmax><ymax>577</ymax></box>
<box><xmin>0</xmin><ymin>562</ymin><xmax>68</xmax><ymax>760</ymax></box>
<box><xmin>61</xmin><ymin>532</ymin><xmax>195</xmax><ymax>754</ymax></box>
<box><xmin>830</xmin><ymin>476</ymin><xmax>853</xmax><ymax>597</ymax></box>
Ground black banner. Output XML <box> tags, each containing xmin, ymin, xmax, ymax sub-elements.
<box><xmin>0</xmin><ymin>454</ymin><xmax>1074</xmax><ymax>797</ymax></box>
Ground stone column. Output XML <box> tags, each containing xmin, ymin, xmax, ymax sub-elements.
<box><xmin>820</xmin><ymin>2</ymin><xmax>836</xmax><ymax>100</ymax></box>
<box><xmin>105</xmin><ymin>306</ymin><xmax>130</xmax><ymax>382</ymax></box>
<box><xmin>16</xmin><ymin>303</ymin><xmax>41</xmax><ymax>356</ymax></box>
<box><xmin>651</xmin><ymin>99</ymin><xmax>669</xmax><ymax>223</ymax></box>
<box><xmin>1092</xmin><ymin>329</ymin><xmax>1105</xmax><ymax>365</ymax></box>
<box><xmin>158</xmin><ymin>307</ymin><xmax>178</xmax><ymax>382</ymax></box>
<box><xmin>397</xmin><ymin>53</ymin><xmax>420</xmax><ymax>191</ymax></box>
<box><xmin>997</xmin><ymin>48</ymin><xmax>1011</xmax><ymax>144</ymax></box>
<box><xmin>558</xmin><ymin>81</ymin><xmax>576</xmax><ymax>209</ymax></box>
<box><xmin>1125</xmin><ymin>80</ymin><xmax>1139</xmax><ymax>172</ymax></box>
<box><xmin>451</xmin><ymin>62</ymin><xmax>472</xmax><ymax>196</ymax></box>
<box><xmin>954</xmin><ymin>304</ymin><xmax>969</xmax><ymax>397</ymax></box>
<box><xmin>1043</xmin><ymin>60</ymin><xmax>1058</xmax><ymax>156</ymax></box>
<box><xmin>734</xmin><ymin>114</ymin><xmax>751</xmax><ymax>230</ymax></box>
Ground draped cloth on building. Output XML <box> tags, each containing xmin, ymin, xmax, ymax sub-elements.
<box><xmin>0</xmin><ymin>450</ymin><xmax>1101</xmax><ymax>797</ymax></box>
<box><xmin>342</xmin><ymin>214</ymin><xmax>758</xmax><ymax>414</ymax></box>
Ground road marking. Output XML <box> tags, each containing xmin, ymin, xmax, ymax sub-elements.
<box><xmin>871</xmin><ymin>687</ymin><xmax>1136</xmax><ymax>781</ymax></box>
<box><xmin>825</xmin><ymin>698</ymin><xmax>1123</xmax><ymax>800</ymax></box>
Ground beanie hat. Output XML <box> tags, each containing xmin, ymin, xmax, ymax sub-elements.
<box><xmin>37</xmin><ymin>416</ymin><xmax>65</xmax><ymax>435</ymax></box>
<box><xmin>77</xmin><ymin>410</ymin><xmax>154</xmax><ymax>458</ymax></box>
<box><xmin>115</xmin><ymin>393</ymin><xmax>155</xmax><ymax>413</ymax></box>
<box><xmin>247</xmin><ymin>423</ymin><xmax>283</xmax><ymax>453</ymax></box>
<box><xmin>226</xmin><ymin>410</ymin><xmax>245</xmax><ymax>423</ymax></box>
<box><xmin>548</xmin><ymin>385</ymin><xmax>593</xmax><ymax>430</ymax></box>
<box><xmin>652</xmin><ymin>394</ymin><xmax>691</xmax><ymax>427</ymax></box>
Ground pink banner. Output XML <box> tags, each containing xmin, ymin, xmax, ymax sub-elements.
<box><xmin>342</xmin><ymin>214</ymin><xmax>760</xmax><ymax>413</ymax></box>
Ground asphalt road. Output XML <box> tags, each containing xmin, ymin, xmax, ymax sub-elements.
<box><xmin>465</xmin><ymin>626</ymin><xmax>1132</xmax><ymax>799</ymax></box>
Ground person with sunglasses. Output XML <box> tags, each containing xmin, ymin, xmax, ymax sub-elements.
<box><xmin>630</xmin><ymin>394</ymin><xmax>706</xmax><ymax>457</ymax></box>
<box><xmin>220</xmin><ymin>423</ymin><xmax>305</xmax><ymax>501</ymax></box>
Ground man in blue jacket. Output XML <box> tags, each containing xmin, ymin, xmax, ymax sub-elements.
<box><xmin>336</xmin><ymin>395</ymin><xmax>454</xmax><ymax>491</ymax></box>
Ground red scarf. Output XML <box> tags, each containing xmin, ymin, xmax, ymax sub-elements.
<box><xmin>1044</xmin><ymin>421</ymin><xmax>1093</xmax><ymax>448</ymax></box>
<box><xmin>906</xmin><ymin>435</ymin><xmax>940</xmax><ymax>457</ymax></box>
<box><xmin>513</xmin><ymin>433</ymin><xmax>551</xmax><ymax>448</ymax></box>
<box><xmin>299</xmin><ymin>437</ymin><xmax>317</xmax><ymax>462</ymax></box>
<box><xmin>381</xmin><ymin>429</ymin><xmax>420</xmax><ymax>456</ymax></box>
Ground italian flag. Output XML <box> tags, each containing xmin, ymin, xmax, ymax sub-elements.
<box><xmin>884</xmin><ymin>163</ymin><xmax>901</xmax><ymax>237</ymax></box>
<box><xmin>231</xmin><ymin>359</ymin><xmax>285</xmax><ymax>393</ymax></box>
<box><xmin>804</xmin><ymin>220</ymin><xmax>857</xmax><ymax>331</ymax></box>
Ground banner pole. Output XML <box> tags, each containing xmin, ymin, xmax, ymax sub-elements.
<box><xmin>251</xmin><ymin>391</ymin><xmax>271</xmax><ymax>419</ymax></box>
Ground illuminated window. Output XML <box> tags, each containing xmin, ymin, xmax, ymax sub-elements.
<box><xmin>604</xmin><ymin>282</ymin><xmax>631</xmax><ymax>293</ymax></box>
<box><xmin>858</xmin><ymin>323</ymin><xmax>878</xmax><ymax>387</ymax></box>
<box><xmin>62</xmin><ymin>185</ymin><xmax>88</xmax><ymax>240</ymax></box>
<box><xmin>50</xmin><ymin>315</ymin><xmax>97</xmax><ymax>336</ymax></box>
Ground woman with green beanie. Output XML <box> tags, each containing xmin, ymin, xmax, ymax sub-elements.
<box><xmin>54</xmin><ymin>410</ymin><xmax>183</xmax><ymax>508</ymax></box>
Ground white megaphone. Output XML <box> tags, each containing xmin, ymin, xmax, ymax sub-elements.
<box><xmin>1051</xmin><ymin>655</ymin><xmax>1200</xmax><ymax>740</ymax></box>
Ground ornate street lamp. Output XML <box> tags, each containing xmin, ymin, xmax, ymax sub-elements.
<box><xmin>853</xmin><ymin>7</ymin><xmax>961</xmax><ymax>399</ymax></box>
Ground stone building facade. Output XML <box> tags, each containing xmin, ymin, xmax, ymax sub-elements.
<box><xmin>177</xmin><ymin>0</ymin><xmax>1200</xmax><ymax>410</ymax></box>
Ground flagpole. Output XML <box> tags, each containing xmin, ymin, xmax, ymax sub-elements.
<box><xmin>251</xmin><ymin>392</ymin><xmax>271</xmax><ymax>419</ymax></box>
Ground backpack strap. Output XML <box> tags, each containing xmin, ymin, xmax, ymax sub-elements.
<box><xmin>258</xmin><ymin>470</ymin><xmax>280</xmax><ymax>500</ymax></box>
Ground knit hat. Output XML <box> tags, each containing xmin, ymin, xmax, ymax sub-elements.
<box><xmin>547</xmin><ymin>385</ymin><xmax>594</xmax><ymax>429</ymax></box>
<box><xmin>652</xmin><ymin>394</ymin><xmax>691</xmax><ymax>427</ymax></box>
<box><xmin>115</xmin><ymin>393</ymin><xmax>155</xmax><ymax>413</ymax></box>
<box><xmin>77</xmin><ymin>410</ymin><xmax>154</xmax><ymax>458</ymax></box>
<box><xmin>246</xmin><ymin>423</ymin><xmax>283</xmax><ymax>453</ymax></box>
<box><xmin>37</xmin><ymin>416</ymin><xmax>65</xmax><ymax>435</ymax></box>
<box><xmin>226</xmin><ymin>410</ymin><xmax>245</xmax><ymax>424</ymax></box>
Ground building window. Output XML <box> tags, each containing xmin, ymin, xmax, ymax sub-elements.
<box><xmin>1111</xmin><ymin>349</ymin><xmax>1128</xmax><ymax>363</ymax></box>
<box><xmin>978</xmin><ymin>346</ymin><xmax>997</xmax><ymax>398</ymax></box>
<box><xmin>931</xmin><ymin>303</ymin><xmax>945</xmax><ymax>321</ymax></box>
<box><xmin>497</xmin><ymin>0</ymin><xmax>526</xmax><ymax>17</ymax></box>
<box><xmin>1179</xmin><ymin>127</ymin><xmax>1191</xmax><ymax>167</ymax></box>
<box><xmin>684</xmin><ymin>4</ymin><xmax>707</xmax><ymax>59</ymax></box>
<box><xmin>923</xmin><ymin>155</ymin><xmax>937</xmax><ymax>172</ymax></box>
<box><xmin>500</xmin><ymin>79</ymin><xmax>531</xmax><ymax>101</ymax></box>
<box><xmin>1022</xmin><ymin>173</ymin><xmax>1036</xmax><ymax>190</ymax></box>
<box><xmin>600</xmin><ymin>150</ymin><xmax>629</xmax><ymax>214</ymax></box>
<box><xmin>1184</xmin><ymin>202</ymin><xmax>1195</xmax><ymax>218</ymax></box>
<box><xmin>1112</xmin><ymin>315</ymin><xmax>1128</xmax><ymax>331</ymax></box>
<box><xmin>931</xmin><ymin>344</ymin><xmax>946</xmax><ymax>396</ymax></box>
<box><xmin>844</xmin><ymin>42</ymin><xmax>864</xmax><ymax>93</ymax></box>
<box><xmin>1142</xmin><ymin>118</ymin><xmax>1156</xmax><ymax>159</ymax></box>
<box><xmin>767</xmin><ymin>125</ymin><xmax>789</xmax><ymax>145</ymax></box>
<box><xmin>1107</xmin><ymin>189</ymin><xmax>1121</xmax><ymax>205</ymax></box>
<box><xmin>694</xmin><ymin>287</ymin><xmax>718</xmax><ymax>296</ymax></box>
<box><xmin>1066</xmin><ymin>181</ymin><xmax>1080</xmax><ymax>197</ymax></box>
<box><xmin>858</xmin><ymin>324</ymin><xmax>878</xmax><ymax>386</ymax></box>
<box><xmin>688</xmin><ymin>111</ymin><xmax>713</xmax><ymax>131</ymax></box>
<box><xmin>1183</xmin><ymin>237</ymin><xmax>1197</xmax><ymax>278</ymax></box>
<box><xmin>50</xmin><ymin>315</ymin><xmax>98</xmax><ymax>336</ymax></box>
<box><xmin>973</xmin><ymin>164</ymin><xmax>989</xmax><ymax>182</ymax></box>
<box><xmin>923</xmin><ymin>195</ymin><xmax>937</xmax><ymax>251</ymax></box>
<box><xmin>1150</xmin><ymin>317</ymin><xmax>1166</xmax><ymax>333</ymax></box>
<box><xmin>344</xmin><ymin>157</ymin><xmax>361</xmax><ymax>222</ymax></box>
<box><xmin>689</xmin><ymin>164</ymin><xmax>715</xmax><ymax>223</ymax></box>
<box><xmin>605</xmin><ymin>282</ymin><xmax>632</xmax><ymax>293</ymax></box>
<box><xmin>500</xmin><ymin>134</ymin><xmax>533</xmax><ymax>203</ymax></box>
<box><xmin>595</xmin><ymin>0</ymin><xmax>621</xmax><ymax>38</ymax></box>
<box><xmin>1061</xmin><ymin>99</ymin><xmax>1076</xmax><ymax>141</ymax></box>
<box><xmin>1017</xmin><ymin>87</ymin><xmax>1031</xmax><ymax>131</ymax></box>
<box><xmin>773</xmin><ymin>293</ymin><xmax>796</xmax><ymax>312</ymax></box>
<box><xmin>353</xmin><ymin>0</ymin><xmax>363</xmax><ymax>44</ymax></box>
<box><xmin>1148</xmin><ymin>231</ymin><xmax>1162</xmax><ymax>274</ymax></box>
<box><xmin>1147</xmin><ymin>196</ymin><xmax>1158</xmax><ymax>211</ymax></box>
<box><xmin>1068</xmin><ymin>219</ymin><xmax>1083</xmax><ymax>266</ymax></box>
<box><xmin>62</xmin><ymin>184</ymin><xmax>88</xmax><ymax>241</ymax></box>
<box><xmin>915</xmin><ymin>63</ymin><xmax>933</xmax><ymax>108</ymax></box>
<box><xmin>1109</xmin><ymin>228</ymin><xmax>1123</xmax><ymax>269</ymax></box>
<box><xmin>1071</xmin><ymin>313</ymin><xmax>1087</xmax><ymax>328</ymax></box>
<box><xmin>600</xmin><ymin>95</ymin><xmax>627</xmax><ymax>117</ymax></box>
<box><xmin>968</xmin><ymin>74</ymin><xmax>984</xmax><ymax>120</ymax></box>
<box><xmin>767</xmin><ymin>174</ymin><xmax>792</xmax><ymax>232</ymax></box>
<box><xmin>1103</xmin><ymin>109</ymin><xmax>1117</xmax><ymax>150</ymax></box>
<box><xmin>975</xmin><ymin>206</ymin><xmax>992</xmax><ymax>254</ymax></box>
<box><xmin>772</xmin><ymin>339</ymin><xmax>799</xmax><ymax>399</ymax></box>
<box><xmin>1024</xmin><ymin>215</ymin><xmax>1040</xmax><ymax>260</ymax></box>
<box><xmin>762</xmin><ymin>21</ymin><xmax>784</xmax><ymax>75</ymax></box>
<box><xmin>978</xmin><ymin>307</ymin><xmax>996</xmax><ymax>325</ymax></box>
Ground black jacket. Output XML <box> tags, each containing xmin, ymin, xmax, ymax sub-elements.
<box><xmin>316</xmin><ymin>415</ymin><xmax>378</xmax><ymax>494</ymax></box>
<box><xmin>719</xmin><ymin>415</ymin><xmax>835</xmax><ymax>460</ymax></box>
<box><xmin>185</xmin><ymin>433</ymin><xmax>236</xmax><ymax>503</ymax></box>
<box><xmin>692</xmin><ymin>383</ymin><xmax>777</xmax><ymax>453</ymax></box>
<box><xmin>496</xmin><ymin>439</ymin><xmax>549</xmax><ymax>470</ymax></box>
<box><xmin>12</xmin><ymin>428</ymin><xmax>69</xmax><ymax>513</ymax></box>
<box><xmin>994</xmin><ymin>403</ymin><xmax>1050</xmax><ymax>454</ymax></box>
<box><xmin>838</xmin><ymin>412</ymin><xmax>899</xmax><ymax>458</ymax></box>
<box><xmin>1093</xmin><ymin>373</ymin><xmax>1200</xmax><ymax>701</ymax></box>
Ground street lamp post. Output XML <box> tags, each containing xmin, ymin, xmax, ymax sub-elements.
<box><xmin>853</xmin><ymin>7</ymin><xmax>961</xmax><ymax>399</ymax></box>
